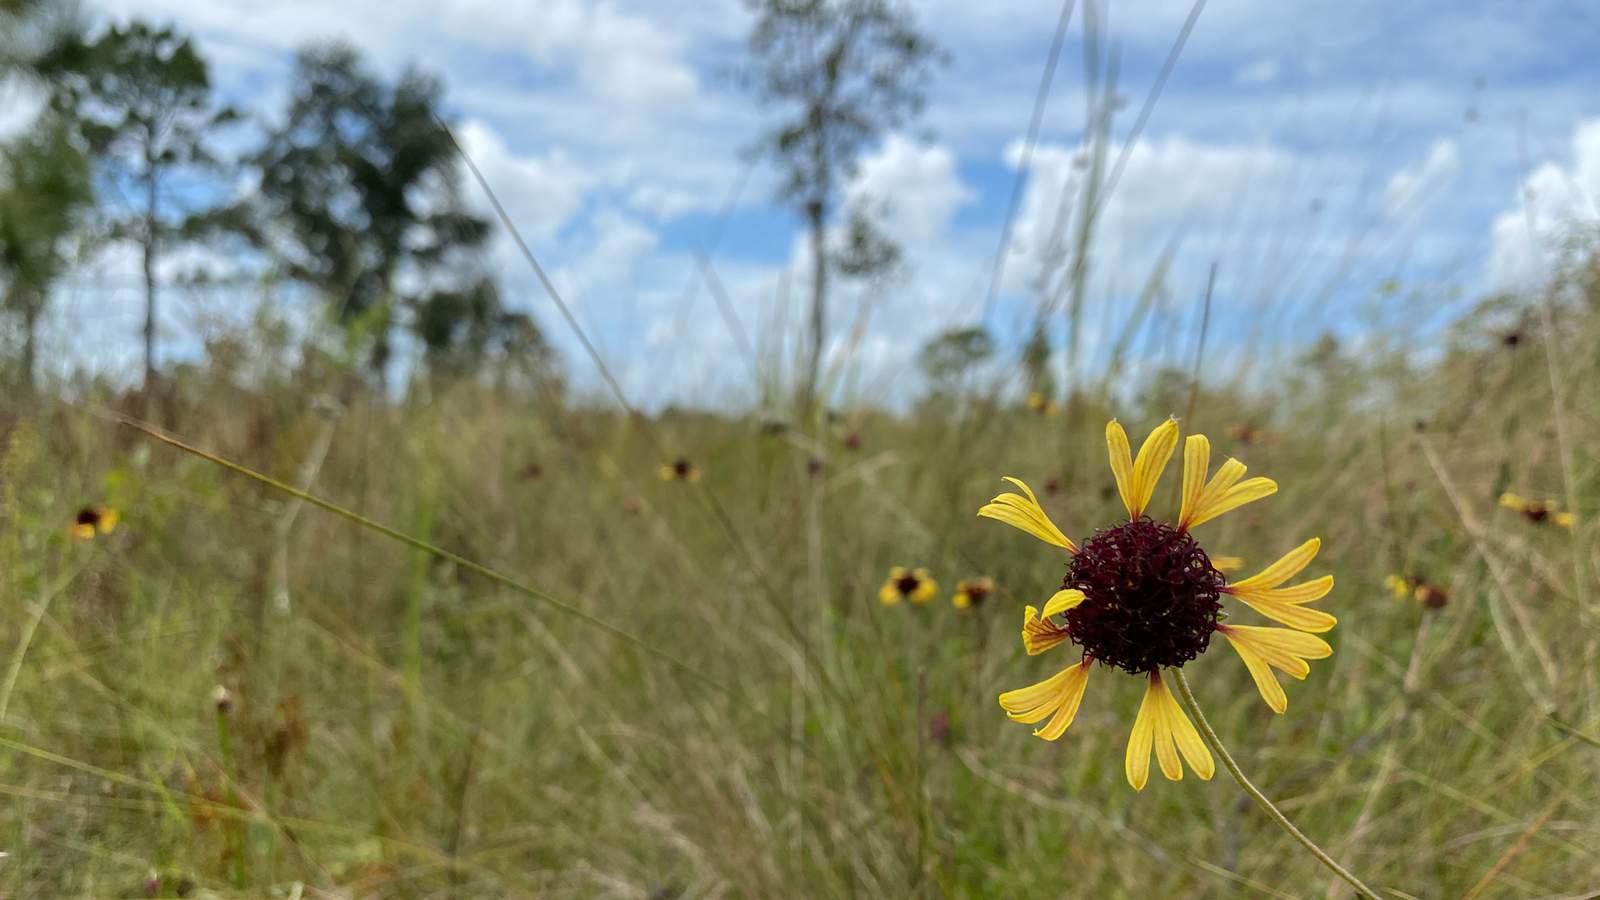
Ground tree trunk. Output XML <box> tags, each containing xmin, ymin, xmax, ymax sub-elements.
<box><xmin>142</xmin><ymin>171</ymin><xmax>159</xmax><ymax>393</ymax></box>
<box><xmin>20</xmin><ymin>296</ymin><xmax>37</xmax><ymax>393</ymax></box>
<box><xmin>803</xmin><ymin>198</ymin><xmax>827</xmax><ymax>418</ymax></box>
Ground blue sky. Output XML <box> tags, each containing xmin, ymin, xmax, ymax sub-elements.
<box><xmin>16</xmin><ymin>0</ymin><xmax>1600</xmax><ymax>406</ymax></box>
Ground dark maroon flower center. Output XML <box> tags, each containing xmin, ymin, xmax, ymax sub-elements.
<box><xmin>1061</xmin><ymin>517</ymin><xmax>1224</xmax><ymax>674</ymax></box>
<box><xmin>895</xmin><ymin>574</ymin><xmax>922</xmax><ymax>595</ymax></box>
<box><xmin>672</xmin><ymin>459</ymin><xmax>692</xmax><ymax>477</ymax></box>
<box><xmin>76</xmin><ymin>507</ymin><xmax>100</xmax><ymax>527</ymax></box>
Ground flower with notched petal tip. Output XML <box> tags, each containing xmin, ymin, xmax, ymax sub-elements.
<box><xmin>879</xmin><ymin>566</ymin><xmax>938</xmax><ymax>605</ymax></box>
<box><xmin>982</xmin><ymin>418</ymin><xmax>1336</xmax><ymax>790</ymax></box>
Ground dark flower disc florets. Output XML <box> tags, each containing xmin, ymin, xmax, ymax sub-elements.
<box><xmin>1062</xmin><ymin>517</ymin><xmax>1224</xmax><ymax>674</ymax></box>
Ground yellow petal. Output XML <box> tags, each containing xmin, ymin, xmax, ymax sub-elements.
<box><xmin>1106</xmin><ymin>420</ymin><xmax>1136</xmax><ymax>518</ymax></box>
<box><xmin>1229</xmin><ymin>538</ymin><xmax>1321</xmax><ymax>591</ymax></box>
<box><xmin>1178</xmin><ymin>442</ymin><xmax>1278</xmax><ymax>529</ymax></box>
<box><xmin>1222</xmin><ymin>630</ymin><xmax>1287</xmax><ymax>713</ymax></box>
<box><xmin>1152</xmin><ymin>692</ymin><xmax>1183</xmax><ymax>782</ymax></box>
<box><xmin>977</xmin><ymin>477</ymin><xmax>1078</xmax><ymax>552</ymax></box>
<box><xmin>879</xmin><ymin>582</ymin><xmax>901</xmax><ymax>605</ymax></box>
<box><xmin>1211</xmin><ymin>555</ymin><xmax>1244</xmax><ymax>573</ymax></box>
<box><xmin>999</xmin><ymin>661</ymin><xmax>1091</xmax><ymax>738</ymax></box>
<box><xmin>1384</xmin><ymin>574</ymin><xmax>1410</xmax><ymax>599</ymax></box>
<box><xmin>1230</xmin><ymin>625</ymin><xmax>1333</xmax><ymax>661</ymax></box>
<box><xmin>1125</xmin><ymin>677</ymin><xmax>1158</xmax><ymax>791</ymax></box>
<box><xmin>1155</xmin><ymin>677</ymin><xmax>1213</xmax><ymax>779</ymax></box>
<box><xmin>1178</xmin><ymin>434</ymin><xmax>1209</xmax><ymax>529</ymax></box>
<box><xmin>1243</xmin><ymin>574</ymin><xmax>1334</xmax><ymax>605</ymax></box>
<box><xmin>1231</xmin><ymin>595</ymin><xmax>1337</xmax><ymax>633</ymax></box>
<box><xmin>912</xmin><ymin>570</ymin><xmax>937</xmax><ymax>603</ymax></box>
<box><xmin>952</xmin><ymin>591</ymin><xmax>971</xmax><ymax>609</ymax></box>
<box><xmin>1032</xmin><ymin>662</ymin><xmax>1092</xmax><ymax>740</ymax></box>
<box><xmin>1041</xmin><ymin>588</ymin><xmax>1085</xmax><ymax>619</ymax></box>
<box><xmin>1499</xmin><ymin>492</ymin><xmax>1524</xmax><ymax>510</ymax></box>
<box><xmin>1129</xmin><ymin>418</ymin><xmax>1180</xmax><ymax>518</ymax></box>
<box><xmin>1222</xmin><ymin>625</ymin><xmax>1332</xmax><ymax>710</ymax></box>
<box><xmin>1022</xmin><ymin>605</ymin><xmax>1070</xmax><ymax>655</ymax></box>
<box><xmin>1187</xmin><ymin>476</ymin><xmax>1277</xmax><ymax>528</ymax></box>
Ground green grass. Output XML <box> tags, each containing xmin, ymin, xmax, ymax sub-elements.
<box><xmin>1</xmin><ymin>296</ymin><xmax>1597</xmax><ymax>897</ymax></box>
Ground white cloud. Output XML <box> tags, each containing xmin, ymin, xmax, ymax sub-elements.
<box><xmin>1486</xmin><ymin>119</ymin><xmax>1600</xmax><ymax>289</ymax></box>
<box><xmin>846</xmin><ymin>135</ymin><xmax>975</xmax><ymax>248</ymax></box>
<box><xmin>456</xmin><ymin>118</ymin><xmax>592</xmax><ymax>245</ymax></box>
<box><xmin>1383</xmin><ymin>138</ymin><xmax>1460</xmax><ymax>220</ymax></box>
<box><xmin>1002</xmin><ymin>134</ymin><xmax>1353</xmax><ymax>302</ymax></box>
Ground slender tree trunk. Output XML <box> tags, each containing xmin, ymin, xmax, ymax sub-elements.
<box><xmin>803</xmin><ymin>197</ymin><xmax>827</xmax><ymax>418</ymax></box>
<box><xmin>21</xmin><ymin>297</ymin><xmax>38</xmax><ymax>394</ymax></box>
<box><xmin>142</xmin><ymin>169</ymin><xmax>159</xmax><ymax>393</ymax></box>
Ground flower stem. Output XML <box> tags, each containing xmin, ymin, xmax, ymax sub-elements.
<box><xmin>1170</xmin><ymin>669</ymin><xmax>1379</xmax><ymax>899</ymax></box>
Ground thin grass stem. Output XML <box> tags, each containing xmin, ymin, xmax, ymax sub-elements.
<box><xmin>1169</xmin><ymin>669</ymin><xmax>1378</xmax><ymax>899</ymax></box>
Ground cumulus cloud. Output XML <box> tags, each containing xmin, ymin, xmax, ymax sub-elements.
<box><xmin>845</xmin><ymin>134</ymin><xmax>975</xmax><ymax>248</ymax></box>
<box><xmin>456</xmin><ymin>119</ymin><xmax>592</xmax><ymax>245</ymax></box>
<box><xmin>1486</xmin><ymin>119</ymin><xmax>1600</xmax><ymax>289</ymax></box>
<box><xmin>1001</xmin><ymin>134</ymin><xmax>1352</xmax><ymax>302</ymax></box>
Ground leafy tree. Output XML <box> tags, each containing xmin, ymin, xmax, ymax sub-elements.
<box><xmin>0</xmin><ymin>0</ymin><xmax>83</xmax><ymax>81</ymax></box>
<box><xmin>0</xmin><ymin>115</ymin><xmax>93</xmax><ymax>389</ymax></box>
<box><xmin>54</xmin><ymin>20</ymin><xmax>239</xmax><ymax>390</ymax></box>
<box><xmin>240</xmin><ymin>43</ymin><xmax>494</xmax><ymax>386</ymax></box>
<box><xmin>413</xmin><ymin>276</ymin><xmax>557</xmax><ymax>387</ymax></box>
<box><xmin>919</xmin><ymin>325</ymin><xmax>993</xmax><ymax>385</ymax></box>
<box><xmin>743</xmin><ymin>0</ymin><xmax>942</xmax><ymax>415</ymax></box>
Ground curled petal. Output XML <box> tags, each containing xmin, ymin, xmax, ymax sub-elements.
<box><xmin>1041</xmin><ymin>588</ymin><xmax>1085</xmax><ymax>619</ymax></box>
<box><xmin>1022</xmin><ymin>605</ymin><xmax>1069</xmax><ymax>655</ymax></box>
<box><xmin>978</xmin><ymin>477</ymin><xmax>1078</xmax><ymax>552</ymax></box>
<box><xmin>1022</xmin><ymin>590</ymin><xmax>1084</xmax><ymax>655</ymax></box>
<box><xmin>999</xmin><ymin>660</ymin><xmax>1092</xmax><ymax>740</ymax></box>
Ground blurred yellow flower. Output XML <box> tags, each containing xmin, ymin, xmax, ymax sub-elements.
<box><xmin>1499</xmin><ymin>491</ymin><xmax>1575</xmax><ymax>528</ymax></box>
<box><xmin>72</xmin><ymin>505</ymin><xmax>119</xmax><ymax>541</ymax></box>
<box><xmin>657</xmin><ymin>458</ymin><xmax>702</xmax><ymax>482</ymax></box>
<box><xmin>952</xmin><ymin>576</ymin><xmax>995</xmax><ymax>611</ymax></box>
<box><xmin>879</xmin><ymin>566</ymin><xmax>937</xmax><ymax>605</ymax></box>
<box><xmin>1025</xmin><ymin>392</ymin><xmax>1059</xmax><ymax>416</ymax></box>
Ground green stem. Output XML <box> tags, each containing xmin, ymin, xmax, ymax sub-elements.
<box><xmin>1170</xmin><ymin>669</ymin><xmax>1378</xmax><ymax>899</ymax></box>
